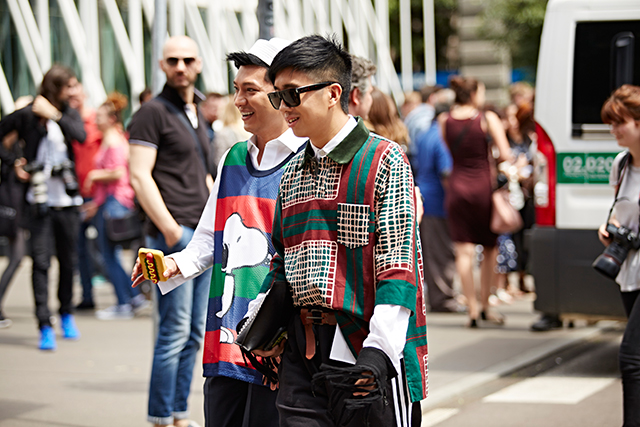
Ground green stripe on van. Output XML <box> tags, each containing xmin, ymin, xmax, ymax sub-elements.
<box><xmin>557</xmin><ymin>152</ymin><xmax>619</xmax><ymax>184</ymax></box>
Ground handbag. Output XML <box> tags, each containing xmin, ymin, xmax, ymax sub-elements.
<box><xmin>490</xmin><ymin>186</ymin><xmax>524</xmax><ymax>234</ymax></box>
<box><xmin>105</xmin><ymin>209</ymin><xmax>143</xmax><ymax>244</ymax></box>
<box><xmin>235</xmin><ymin>280</ymin><xmax>294</xmax><ymax>352</ymax></box>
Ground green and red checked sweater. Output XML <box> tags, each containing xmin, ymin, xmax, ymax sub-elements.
<box><xmin>261</xmin><ymin>119</ymin><xmax>428</xmax><ymax>402</ymax></box>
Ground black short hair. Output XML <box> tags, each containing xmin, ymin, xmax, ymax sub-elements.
<box><xmin>226</xmin><ymin>52</ymin><xmax>269</xmax><ymax>70</ymax></box>
<box><xmin>268</xmin><ymin>35</ymin><xmax>351</xmax><ymax>114</ymax></box>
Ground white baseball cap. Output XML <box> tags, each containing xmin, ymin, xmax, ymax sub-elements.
<box><xmin>247</xmin><ymin>38</ymin><xmax>291</xmax><ymax>66</ymax></box>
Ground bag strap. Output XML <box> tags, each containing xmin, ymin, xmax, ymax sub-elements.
<box><xmin>606</xmin><ymin>151</ymin><xmax>632</xmax><ymax>224</ymax></box>
<box><xmin>157</xmin><ymin>97</ymin><xmax>208</xmax><ymax>174</ymax></box>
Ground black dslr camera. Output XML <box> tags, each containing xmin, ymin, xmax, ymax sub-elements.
<box><xmin>51</xmin><ymin>159</ymin><xmax>79</xmax><ymax>197</ymax></box>
<box><xmin>592</xmin><ymin>223</ymin><xmax>640</xmax><ymax>279</ymax></box>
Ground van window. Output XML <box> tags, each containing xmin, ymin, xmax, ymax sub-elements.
<box><xmin>572</xmin><ymin>21</ymin><xmax>640</xmax><ymax>133</ymax></box>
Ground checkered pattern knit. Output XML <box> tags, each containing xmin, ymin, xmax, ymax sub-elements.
<box><xmin>261</xmin><ymin>119</ymin><xmax>428</xmax><ymax>402</ymax></box>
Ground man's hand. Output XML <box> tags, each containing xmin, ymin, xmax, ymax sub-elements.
<box><xmin>80</xmin><ymin>201</ymin><xmax>98</xmax><ymax>221</ymax></box>
<box><xmin>131</xmin><ymin>255</ymin><xmax>181</xmax><ymax>287</ymax></box>
<box><xmin>353</xmin><ymin>372</ymin><xmax>375</xmax><ymax>396</ymax></box>
<box><xmin>31</xmin><ymin>95</ymin><xmax>61</xmax><ymax>121</ymax></box>
<box><xmin>14</xmin><ymin>158</ymin><xmax>30</xmax><ymax>182</ymax></box>
<box><xmin>252</xmin><ymin>340</ymin><xmax>286</xmax><ymax>358</ymax></box>
<box><xmin>164</xmin><ymin>224</ymin><xmax>183</xmax><ymax>249</ymax></box>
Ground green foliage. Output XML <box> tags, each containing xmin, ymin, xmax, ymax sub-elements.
<box><xmin>480</xmin><ymin>0</ymin><xmax>548</xmax><ymax>75</ymax></box>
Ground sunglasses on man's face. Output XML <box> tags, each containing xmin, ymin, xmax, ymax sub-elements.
<box><xmin>268</xmin><ymin>81</ymin><xmax>338</xmax><ymax>110</ymax></box>
<box><xmin>166</xmin><ymin>57</ymin><xmax>196</xmax><ymax>67</ymax></box>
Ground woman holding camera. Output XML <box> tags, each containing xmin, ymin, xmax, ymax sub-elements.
<box><xmin>83</xmin><ymin>92</ymin><xmax>147</xmax><ymax>320</ymax></box>
<box><xmin>598</xmin><ymin>84</ymin><xmax>640</xmax><ymax>427</ymax></box>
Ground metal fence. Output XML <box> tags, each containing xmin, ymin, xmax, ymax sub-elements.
<box><xmin>0</xmin><ymin>0</ymin><xmax>437</xmax><ymax>115</ymax></box>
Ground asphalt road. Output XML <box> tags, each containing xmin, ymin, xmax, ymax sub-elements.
<box><xmin>422</xmin><ymin>327</ymin><xmax>624</xmax><ymax>427</ymax></box>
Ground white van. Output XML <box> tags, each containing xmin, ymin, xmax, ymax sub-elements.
<box><xmin>531</xmin><ymin>0</ymin><xmax>640</xmax><ymax>319</ymax></box>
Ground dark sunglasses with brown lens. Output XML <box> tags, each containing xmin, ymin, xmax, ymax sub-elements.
<box><xmin>268</xmin><ymin>81</ymin><xmax>338</xmax><ymax>109</ymax></box>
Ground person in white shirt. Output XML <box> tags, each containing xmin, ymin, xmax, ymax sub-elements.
<box><xmin>131</xmin><ymin>37</ymin><xmax>306</xmax><ymax>427</ymax></box>
<box><xmin>1</xmin><ymin>65</ymin><xmax>85</xmax><ymax>351</ymax></box>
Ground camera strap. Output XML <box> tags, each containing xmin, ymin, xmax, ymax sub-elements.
<box><xmin>606</xmin><ymin>151</ymin><xmax>632</xmax><ymax>224</ymax></box>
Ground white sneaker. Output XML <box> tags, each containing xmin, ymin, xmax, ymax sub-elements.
<box><xmin>130</xmin><ymin>294</ymin><xmax>151</xmax><ymax>314</ymax></box>
<box><xmin>0</xmin><ymin>318</ymin><xmax>12</xmax><ymax>329</ymax></box>
<box><xmin>96</xmin><ymin>304</ymin><xmax>134</xmax><ymax>320</ymax></box>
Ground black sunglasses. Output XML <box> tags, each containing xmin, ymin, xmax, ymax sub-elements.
<box><xmin>268</xmin><ymin>81</ymin><xmax>338</xmax><ymax>109</ymax></box>
<box><xmin>166</xmin><ymin>57</ymin><xmax>196</xmax><ymax>67</ymax></box>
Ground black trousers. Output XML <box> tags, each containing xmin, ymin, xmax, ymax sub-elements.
<box><xmin>277</xmin><ymin>314</ymin><xmax>419</xmax><ymax>427</ymax></box>
<box><xmin>204</xmin><ymin>376</ymin><xmax>279</xmax><ymax>427</ymax></box>
<box><xmin>29</xmin><ymin>207</ymin><xmax>79</xmax><ymax>329</ymax></box>
<box><xmin>620</xmin><ymin>290</ymin><xmax>640</xmax><ymax>427</ymax></box>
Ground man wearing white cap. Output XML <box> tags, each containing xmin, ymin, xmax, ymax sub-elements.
<box><xmin>132</xmin><ymin>37</ymin><xmax>304</xmax><ymax>427</ymax></box>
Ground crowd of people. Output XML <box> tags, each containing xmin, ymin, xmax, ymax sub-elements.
<box><xmin>0</xmin><ymin>32</ymin><xmax>611</xmax><ymax>427</ymax></box>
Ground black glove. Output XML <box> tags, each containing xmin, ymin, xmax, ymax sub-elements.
<box><xmin>312</xmin><ymin>347</ymin><xmax>398</xmax><ymax>427</ymax></box>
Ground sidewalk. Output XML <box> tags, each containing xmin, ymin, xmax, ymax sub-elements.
<box><xmin>0</xmin><ymin>256</ymin><xmax>613</xmax><ymax>426</ymax></box>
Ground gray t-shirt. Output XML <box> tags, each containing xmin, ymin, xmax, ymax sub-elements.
<box><xmin>610</xmin><ymin>151</ymin><xmax>640</xmax><ymax>292</ymax></box>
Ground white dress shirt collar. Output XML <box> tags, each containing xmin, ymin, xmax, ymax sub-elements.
<box><xmin>310</xmin><ymin>116</ymin><xmax>358</xmax><ymax>159</ymax></box>
<box><xmin>247</xmin><ymin>128</ymin><xmax>307</xmax><ymax>170</ymax></box>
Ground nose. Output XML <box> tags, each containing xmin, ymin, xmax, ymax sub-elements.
<box><xmin>234</xmin><ymin>91</ymin><xmax>245</xmax><ymax>108</ymax></box>
<box><xmin>175</xmin><ymin>59</ymin><xmax>187</xmax><ymax>72</ymax></box>
<box><xmin>278</xmin><ymin>101</ymin><xmax>292</xmax><ymax>112</ymax></box>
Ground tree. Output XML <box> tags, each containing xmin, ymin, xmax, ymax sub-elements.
<box><xmin>480</xmin><ymin>0</ymin><xmax>549</xmax><ymax>81</ymax></box>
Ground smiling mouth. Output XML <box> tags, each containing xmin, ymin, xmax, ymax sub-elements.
<box><xmin>241</xmin><ymin>111</ymin><xmax>254</xmax><ymax>120</ymax></box>
<box><xmin>287</xmin><ymin>117</ymin><xmax>299</xmax><ymax>125</ymax></box>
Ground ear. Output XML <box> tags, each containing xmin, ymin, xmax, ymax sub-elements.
<box><xmin>349</xmin><ymin>88</ymin><xmax>361</xmax><ymax>106</ymax></box>
<box><xmin>328</xmin><ymin>83</ymin><xmax>342</xmax><ymax>108</ymax></box>
<box><xmin>195</xmin><ymin>56</ymin><xmax>203</xmax><ymax>74</ymax></box>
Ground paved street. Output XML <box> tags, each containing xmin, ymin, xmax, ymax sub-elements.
<box><xmin>0</xmin><ymin>255</ymin><xmax>625</xmax><ymax>426</ymax></box>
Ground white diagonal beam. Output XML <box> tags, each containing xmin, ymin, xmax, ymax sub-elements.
<box><xmin>17</xmin><ymin>0</ymin><xmax>44</xmax><ymax>61</ymax></box>
<box><xmin>0</xmin><ymin>61</ymin><xmax>16</xmax><ymax>117</ymax></box>
<box><xmin>36</xmin><ymin>0</ymin><xmax>50</xmax><ymax>70</ymax></box>
<box><xmin>6</xmin><ymin>0</ymin><xmax>43</xmax><ymax>85</ymax></box>
<box><xmin>185</xmin><ymin>0</ymin><xmax>224</xmax><ymax>93</ymax></box>
<box><xmin>56</xmin><ymin>0</ymin><xmax>106</xmax><ymax>105</ymax></box>
<box><xmin>102</xmin><ymin>0</ymin><xmax>145</xmax><ymax>104</ymax></box>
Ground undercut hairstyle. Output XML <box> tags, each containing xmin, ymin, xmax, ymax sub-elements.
<box><xmin>601</xmin><ymin>84</ymin><xmax>640</xmax><ymax>124</ymax></box>
<box><xmin>39</xmin><ymin>64</ymin><xmax>75</xmax><ymax>109</ymax></box>
<box><xmin>350</xmin><ymin>55</ymin><xmax>377</xmax><ymax>100</ymax></box>
<box><xmin>226</xmin><ymin>52</ymin><xmax>269</xmax><ymax>70</ymax></box>
<box><xmin>268</xmin><ymin>34</ymin><xmax>352</xmax><ymax>114</ymax></box>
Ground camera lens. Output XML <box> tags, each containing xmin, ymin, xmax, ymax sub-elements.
<box><xmin>592</xmin><ymin>253</ymin><xmax>623</xmax><ymax>279</ymax></box>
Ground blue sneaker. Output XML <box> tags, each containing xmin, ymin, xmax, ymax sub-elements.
<box><xmin>60</xmin><ymin>314</ymin><xmax>80</xmax><ymax>340</ymax></box>
<box><xmin>39</xmin><ymin>326</ymin><xmax>57</xmax><ymax>351</ymax></box>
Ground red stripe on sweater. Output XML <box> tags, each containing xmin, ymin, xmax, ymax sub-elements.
<box><xmin>202</xmin><ymin>330</ymin><xmax>251</xmax><ymax>368</ymax></box>
<box><xmin>214</xmin><ymin>196</ymin><xmax>277</xmax><ymax>233</ymax></box>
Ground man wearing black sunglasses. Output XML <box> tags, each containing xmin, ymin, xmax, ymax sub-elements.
<box><xmin>132</xmin><ymin>37</ymin><xmax>308</xmax><ymax>427</ymax></box>
<box><xmin>249</xmin><ymin>35</ymin><xmax>427</xmax><ymax>427</ymax></box>
<box><xmin>128</xmin><ymin>35</ymin><xmax>213</xmax><ymax>427</ymax></box>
